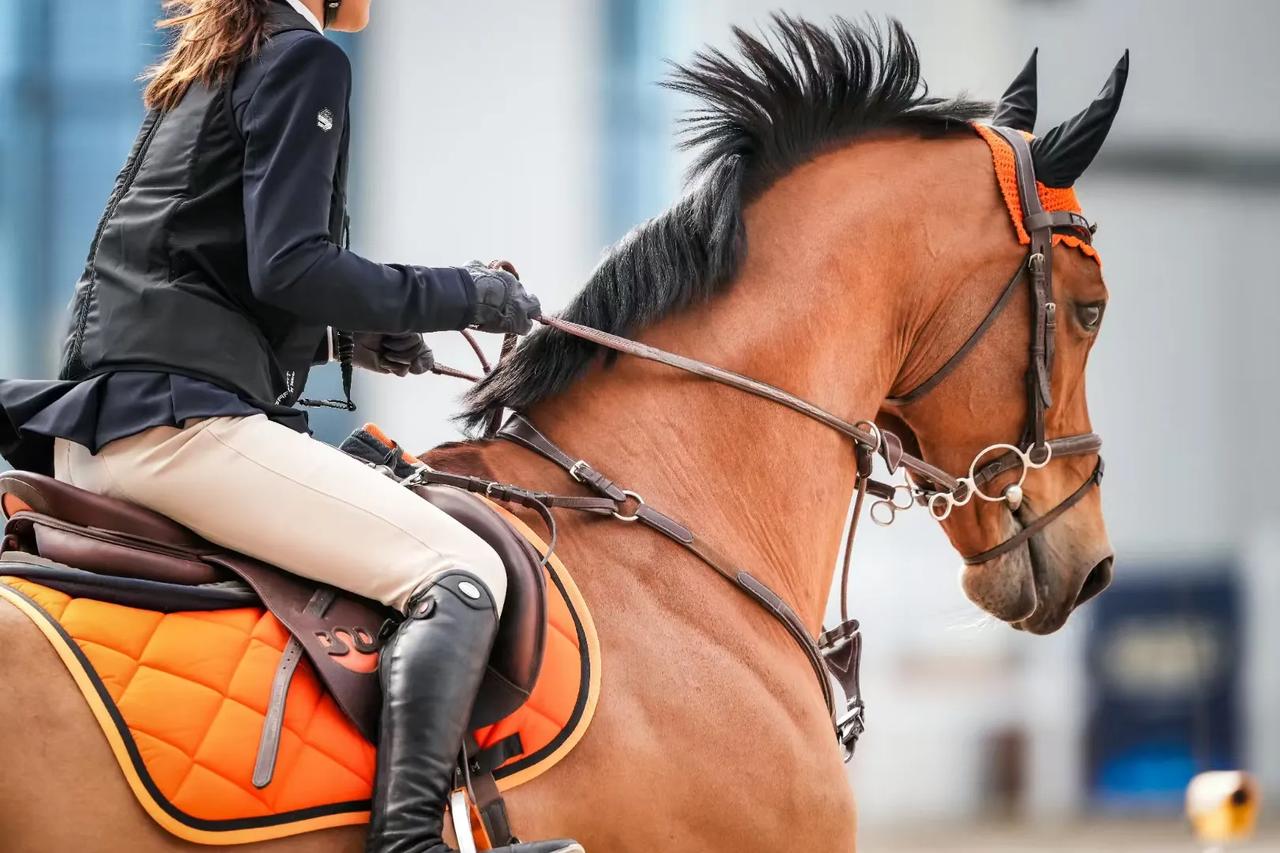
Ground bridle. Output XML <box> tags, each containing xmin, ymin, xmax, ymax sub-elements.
<box><xmin>872</xmin><ymin>125</ymin><xmax>1104</xmax><ymax>565</ymax></box>
<box><xmin>423</xmin><ymin>126</ymin><xmax>1105</xmax><ymax>759</ymax></box>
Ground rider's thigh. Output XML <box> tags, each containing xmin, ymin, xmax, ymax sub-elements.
<box><xmin>53</xmin><ymin>417</ymin><xmax>506</xmax><ymax>614</ymax></box>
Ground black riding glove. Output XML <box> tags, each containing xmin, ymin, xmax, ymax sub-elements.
<box><xmin>464</xmin><ymin>261</ymin><xmax>542</xmax><ymax>334</ymax></box>
<box><xmin>351</xmin><ymin>332</ymin><xmax>434</xmax><ymax>377</ymax></box>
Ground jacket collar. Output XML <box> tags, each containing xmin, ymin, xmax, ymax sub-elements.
<box><xmin>274</xmin><ymin>0</ymin><xmax>324</xmax><ymax>33</ymax></box>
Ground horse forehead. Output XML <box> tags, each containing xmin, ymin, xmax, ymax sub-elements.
<box><xmin>972</xmin><ymin>124</ymin><xmax>1102</xmax><ymax>269</ymax></box>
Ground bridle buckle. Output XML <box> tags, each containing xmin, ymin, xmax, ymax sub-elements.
<box><xmin>835</xmin><ymin>702</ymin><xmax>866</xmax><ymax>762</ymax></box>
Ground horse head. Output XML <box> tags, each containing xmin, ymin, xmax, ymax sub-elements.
<box><xmin>880</xmin><ymin>50</ymin><xmax>1128</xmax><ymax>634</ymax></box>
<box><xmin>466</xmin><ymin>17</ymin><xmax>1127</xmax><ymax>637</ymax></box>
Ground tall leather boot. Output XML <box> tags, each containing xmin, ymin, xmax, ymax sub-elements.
<box><xmin>366</xmin><ymin>570</ymin><xmax>583</xmax><ymax>853</ymax></box>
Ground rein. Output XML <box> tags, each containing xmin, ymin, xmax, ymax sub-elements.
<box><xmin>422</xmin><ymin>127</ymin><xmax>1104</xmax><ymax>759</ymax></box>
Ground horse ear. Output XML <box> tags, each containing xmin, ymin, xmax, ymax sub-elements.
<box><xmin>992</xmin><ymin>49</ymin><xmax>1038</xmax><ymax>132</ymax></box>
<box><xmin>1030</xmin><ymin>50</ymin><xmax>1129</xmax><ymax>188</ymax></box>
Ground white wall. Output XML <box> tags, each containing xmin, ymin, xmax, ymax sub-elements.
<box><xmin>356</xmin><ymin>0</ymin><xmax>604</xmax><ymax>450</ymax></box>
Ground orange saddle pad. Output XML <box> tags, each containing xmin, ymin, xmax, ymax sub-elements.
<box><xmin>0</xmin><ymin>505</ymin><xmax>600</xmax><ymax>846</ymax></box>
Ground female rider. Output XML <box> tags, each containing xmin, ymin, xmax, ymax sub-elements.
<box><xmin>0</xmin><ymin>2</ymin><xmax>578</xmax><ymax>852</ymax></box>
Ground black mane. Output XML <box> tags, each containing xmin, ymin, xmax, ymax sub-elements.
<box><xmin>461</xmin><ymin>15</ymin><xmax>988</xmax><ymax>429</ymax></box>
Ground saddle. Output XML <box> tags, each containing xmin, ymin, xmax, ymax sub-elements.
<box><xmin>0</xmin><ymin>467</ymin><xmax>549</xmax><ymax>743</ymax></box>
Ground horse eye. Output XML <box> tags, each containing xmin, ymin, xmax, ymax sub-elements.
<box><xmin>1076</xmin><ymin>302</ymin><xmax>1105</xmax><ymax>331</ymax></box>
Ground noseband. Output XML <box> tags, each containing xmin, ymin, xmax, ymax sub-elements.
<box><xmin>443</xmin><ymin>127</ymin><xmax>1105</xmax><ymax>758</ymax></box>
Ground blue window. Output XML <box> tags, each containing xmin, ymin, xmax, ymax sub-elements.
<box><xmin>0</xmin><ymin>1</ymin><xmax>157</xmax><ymax>376</ymax></box>
<box><xmin>600</xmin><ymin>0</ymin><xmax>686</xmax><ymax>244</ymax></box>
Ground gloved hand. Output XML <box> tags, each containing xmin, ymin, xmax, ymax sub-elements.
<box><xmin>351</xmin><ymin>332</ymin><xmax>434</xmax><ymax>377</ymax></box>
<box><xmin>464</xmin><ymin>261</ymin><xmax>541</xmax><ymax>334</ymax></box>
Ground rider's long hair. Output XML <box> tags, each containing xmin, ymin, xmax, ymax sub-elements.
<box><xmin>143</xmin><ymin>0</ymin><xmax>270</xmax><ymax>112</ymax></box>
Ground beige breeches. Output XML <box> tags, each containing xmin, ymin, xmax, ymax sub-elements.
<box><xmin>52</xmin><ymin>415</ymin><xmax>506</xmax><ymax>614</ymax></box>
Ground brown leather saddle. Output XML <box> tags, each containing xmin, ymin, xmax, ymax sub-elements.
<box><xmin>0</xmin><ymin>470</ymin><xmax>548</xmax><ymax>742</ymax></box>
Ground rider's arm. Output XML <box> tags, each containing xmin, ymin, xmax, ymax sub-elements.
<box><xmin>241</xmin><ymin>33</ymin><xmax>475</xmax><ymax>333</ymax></box>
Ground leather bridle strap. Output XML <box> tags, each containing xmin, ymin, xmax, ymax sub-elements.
<box><xmin>538</xmin><ymin>313</ymin><xmax>1099</xmax><ymax>522</ymax></box>
<box><xmin>885</xmin><ymin>257</ymin><xmax>1027</xmax><ymax>407</ymax></box>
<box><xmin>962</xmin><ymin>458</ymin><xmax>1104</xmax><ymax>565</ymax></box>
<box><xmin>537</xmin><ymin>315</ymin><xmax>962</xmax><ymax>491</ymax></box>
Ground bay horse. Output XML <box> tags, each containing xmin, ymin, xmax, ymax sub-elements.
<box><xmin>0</xmin><ymin>17</ymin><xmax>1125</xmax><ymax>853</ymax></box>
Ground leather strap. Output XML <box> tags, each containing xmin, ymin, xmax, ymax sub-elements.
<box><xmin>538</xmin><ymin>316</ymin><xmax>962</xmax><ymax>492</ymax></box>
<box><xmin>1025</xmin><ymin>209</ymin><xmax>1092</xmax><ymax>237</ymax></box>
<box><xmin>962</xmin><ymin>458</ymin><xmax>1104</xmax><ymax>564</ymax></box>
<box><xmin>253</xmin><ymin>636</ymin><xmax>304</xmax><ymax>789</ymax></box>
<box><xmin>885</xmin><ymin>258</ymin><xmax>1027</xmax><ymax>406</ymax></box>
<box><xmin>469</xmin><ymin>733</ymin><xmax>524</xmax><ymax>775</ymax></box>
<box><xmin>471</xmin><ymin>771</ymin><xmax>513</xmax><ymax>847</ymax></box>
<box><xmin>252</xmin><ymin>587</ymin><xmax>332</xmax><ymax>788</ymax></box>
<box><xmin>817</xmin><ymin>619</ymin><xmax>864</xmax><ymax>760</ymax></box>
<box><xmin>499</xmin><ymin>416</ymin><xmax>628</xmax><ymax>502</ymax></box>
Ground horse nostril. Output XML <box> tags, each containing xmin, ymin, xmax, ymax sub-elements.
<box><xmin>1074</xmin><ymin>556</ymin><xmax>1114</xmax><ymax>608</ymax></box>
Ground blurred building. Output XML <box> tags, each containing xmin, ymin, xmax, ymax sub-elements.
<box><xmin>2</xmin><ymin>0</ymin><xmax>1278</xmax><ymax>835</ymax></box>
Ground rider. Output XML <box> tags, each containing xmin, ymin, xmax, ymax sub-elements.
<box><xmin>0</xmin><ymin>2</ymin><xmax>578</xmax><ymax>852</ymax></box>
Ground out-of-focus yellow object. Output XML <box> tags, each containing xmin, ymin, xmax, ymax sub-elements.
<box><xmin>1186</xmin><ymin>771</ymin><xmax>1260</xmax><ymax>844</ymax></box>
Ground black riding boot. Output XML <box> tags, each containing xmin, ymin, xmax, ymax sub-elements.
<box><xmin>366</xmin><ymin>570</ymin><xmax>583</xmax><ymax>853</ymax></box>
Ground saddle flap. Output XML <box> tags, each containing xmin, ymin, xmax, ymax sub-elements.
<box><xmin>205</xmin><ymin>553</ymin><xmax>388</xmax><ymax>742</ymax></box>
<box><xmin>412</xmin><ymin>484</ymin><xmax>548</xmax><ymax>728</ymax></box>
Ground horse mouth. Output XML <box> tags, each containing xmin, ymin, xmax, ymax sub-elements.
<box><xmin>1011</xmin><ymin>527</ymin><xmax>1114</xmax><ymax>635</ymax></box>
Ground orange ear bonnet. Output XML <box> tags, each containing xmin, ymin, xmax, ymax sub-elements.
<box><xmin>973</xmin><ymin>123</ymin><xmax>1101</xmax><ymax>267</ymax></box>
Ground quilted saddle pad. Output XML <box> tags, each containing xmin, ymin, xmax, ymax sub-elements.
<box><xmin>0</xmin><ymin>504</ymin><xmax>600</xmax><ymax>846</ymax></box>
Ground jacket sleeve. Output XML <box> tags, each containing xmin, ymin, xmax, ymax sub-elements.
<box><xmin>241</xmin><ymin>34</ymin><xmax>475</xmax><ymax>333</ymax></box>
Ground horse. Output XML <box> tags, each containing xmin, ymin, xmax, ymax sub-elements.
<box><xmin>0</xmin><ymin>17</ymin><xmax>1125</xmax><ymax>853</ymax></box>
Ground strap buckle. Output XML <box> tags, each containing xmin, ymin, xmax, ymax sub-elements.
<box><xmin>819</xmin><ymin>618</ymin><xmax>865</xmax><ymax>761</ymax></box>
<box><xmin>835</xmin><ymin>701</ymin><xmax>866</xmax><ymax>762</ymax></box>
<box><xmin>568</xmin><ymin>459</ymin><xmax>591</xmax><ymax>483</ymax></box>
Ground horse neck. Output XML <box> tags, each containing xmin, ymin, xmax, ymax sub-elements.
<box><xmin>525</xmin><ymin>140</ymin><xmax>959</xmax><ymax>630</ymax></box>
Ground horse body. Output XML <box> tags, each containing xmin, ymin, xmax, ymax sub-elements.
<box><xmin>0</xmin><ymin>133</ymin><xmax>1007</xmax><ymax>852</ymax></box>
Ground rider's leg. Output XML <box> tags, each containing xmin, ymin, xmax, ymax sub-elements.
<box><xmin>53</xmin><ymin>417</ymin><xmax>581</xmax><ymax>853</ymax></box>
<box><xmin>371</xmin><ymin>573</ymin><xmax>581</xmax><ymax>853</ymax></box>
<box><xmin>53</xmin><ymin>415</ymin><xmax>504</xmax><ymax>612</ymax></box>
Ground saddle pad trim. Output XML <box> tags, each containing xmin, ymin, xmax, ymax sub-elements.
<box><xmin>0</xmin><ymin>580</ymin><xmax>371</xmax><ymax>845</ymax></box>
<box><xmin>0</xmin><ymin>505</ymin><xmax>600</xmax><ymax>844</ymax></box>
<box><xmin>481</xmin><ymin>501</ymin><xmax>602</xmax><ymax>791</ymax></box>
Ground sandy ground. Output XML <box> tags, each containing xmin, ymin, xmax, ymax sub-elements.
<box><xmin>858</xmin><ymin>819</ymin><xmax>1280</xmax><ymax>852</ymax></box>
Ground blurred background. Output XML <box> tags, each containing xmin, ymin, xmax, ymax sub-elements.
<box><xmin>1</xmin><ymin>0</ymin><xmax>1277</xmax><ymax>849</ymax></box>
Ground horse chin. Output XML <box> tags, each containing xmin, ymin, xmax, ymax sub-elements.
<box><xmin>959</xmin><ymin>514</ymin><xmax>1076</xmax><ymax>634</ymax></box>
<box><xmin>959</xmin><ymin>537</ymin><xmax>1037</xmax><ymax>625</ymax></box>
